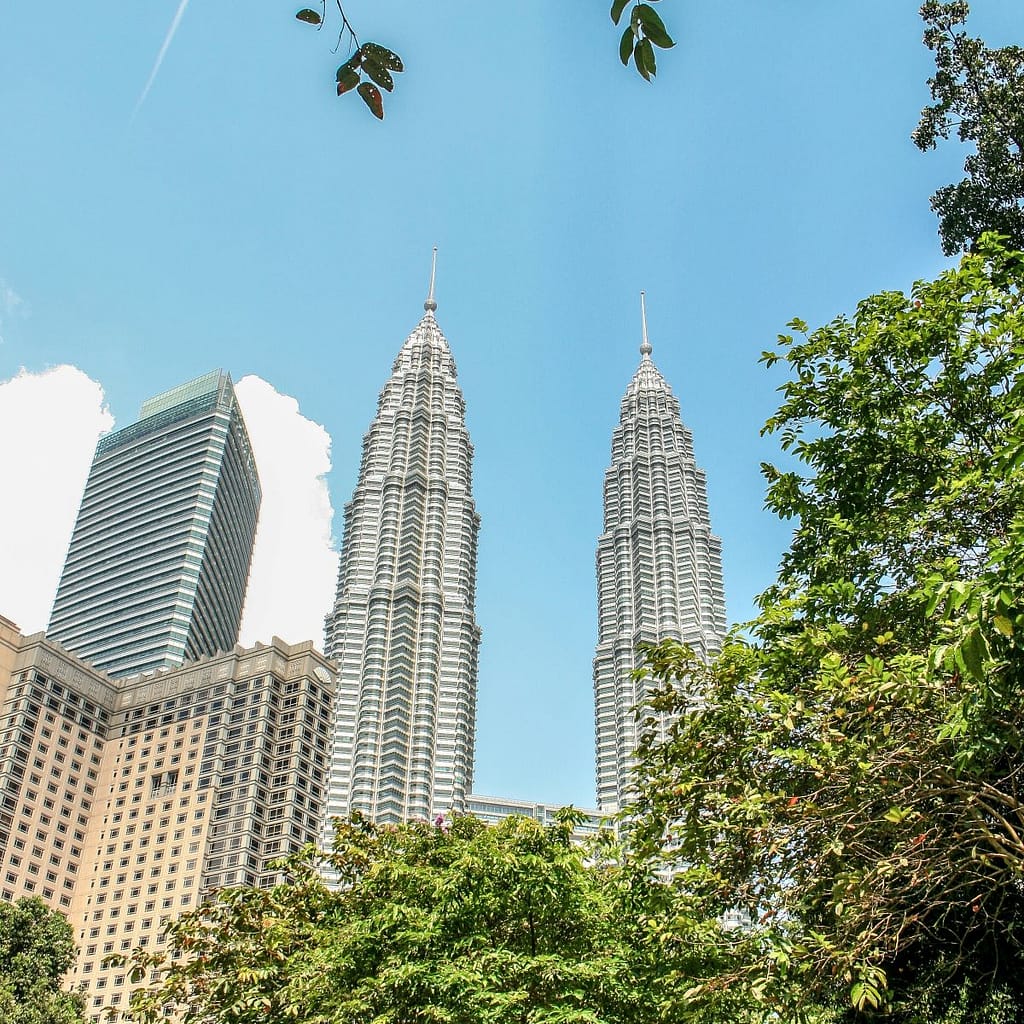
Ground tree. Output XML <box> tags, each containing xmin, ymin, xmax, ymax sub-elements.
<box><xmin>0</xmin><ymin>897</ymin><xmax>85</xmax><ymax>1024</ymax></box>
<box><xmin>121</xmin><ymin>812</ymin><xmax>661</xmax><ymax>1024</ymax></box>
<box><xmin>293</xmin><ymin>1</ymin><xmax>675</xmax><ymax>119</ymax></box>
<box><xmin>914</xmin><ymin>2</ymin><xmax>1024</xmax><ymax>254</ymax></box>
<box><xmin>626</xmin><ymin>237</ymin><xmax>1024</xmax><ymax>1022</ymax></box>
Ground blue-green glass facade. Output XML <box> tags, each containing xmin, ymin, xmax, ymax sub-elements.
<box><xmin>48</xmin><ymin>371</ymin><xmax>261</xmax><ymax>678</ymax></box>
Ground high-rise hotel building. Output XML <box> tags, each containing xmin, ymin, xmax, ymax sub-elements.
<box><xmin>0</xmin><ymin>615</ymin><xmax>335</xmax><ymax>1021</ymax></box>
<box><xmin>0</xmin><ymin>366</ymin><xmax>333</xmax><ymax>1018</ymax></box>
<box><xmin>49</xmin><ymin>371</ymin><xmax>261</xmax><ymax>678</ymax></box>
<box><xmin>593</xmin><ymin>296</ymin><xmax>726</xmax><ymax>813</ymax></box>
<box><xmin>324</xmin><ymin>256</ymin><xmax>481</xmax><ymax>825</ymax></box>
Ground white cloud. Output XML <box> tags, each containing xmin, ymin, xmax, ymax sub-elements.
<box><xmin>0</xmin><ymin>367</ymin><xmax>337</xmax><ymax>655</ymax></box>
<box><xmin>235</xmin><ymin>375</ymin><xmax>338</xmax><ymax>649</ymax></box>
<box><xmin>0</xmin><ymin>366</ymin><xmax>113</xmax><ymax>633</ymax></box>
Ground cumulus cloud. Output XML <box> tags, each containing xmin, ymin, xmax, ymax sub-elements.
<box><xmin>235</xmin><ymin>375</ymin><xmax>338</xmax><ymax>649</ymax></box>
<box><xmin>0</xmin><ymin>367</ymin><xmax>336</xmax><ymax>654</ymax></box>
<box><xmin>0</xmin><ymin>366</ymin><xmax>113</xmax><ymax>633</ymax></box>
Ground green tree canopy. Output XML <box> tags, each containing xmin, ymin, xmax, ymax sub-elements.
<box><xmin>0</xmin><ymin>897</ymin><xmax>85</xmax><ymax>1024</ymax></box>
<box><xmin>627</xmin><ymin>237</ymin><xmax>1024</xmax><ymax>1022</ymax></box>
<box><xmin>915</xmin><ymin>2</ymin><xmax>1024</xmax><ymax>254</ymax></box>
<box><xmin>122</xmin><ymin>812</ymin><xmax>665</xmax><ymax>1024</ymax></box>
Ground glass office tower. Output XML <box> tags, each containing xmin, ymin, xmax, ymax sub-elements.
<box><xmin>49</xmin><ymin>370</ymin><xmax>261</xmax><ymax>678</ymax></box>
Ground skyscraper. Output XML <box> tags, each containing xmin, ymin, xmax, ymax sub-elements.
<box><xmin>324</xmin><ymin>253</ymin><xmax>481</xmax><ymax>825</ymax></box>
<box><xmin>593</xmin><ymin>295</ymin><xmax>726</xmax><ymax>813</ymax></box>
<box><xmin>0</xmin><ymin>616</ymin><xmax>335</xmax><ymax>1022</ymax></box>
<box><xmin>48</xmin><ymin>370</ymin><xmax>261</xmax><ymax>679</ymax></box>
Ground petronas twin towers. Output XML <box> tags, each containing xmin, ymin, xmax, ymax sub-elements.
<box><xmin>324</xmin><ymin>263</ymin><xmax>481</xmax><ymax>824</ymax></box>
<box><xmin>594</xmin><ymin>295</ymin><xmax>726</xmax><ymax>812</ymax></box>
<box><xmin>324</xmin><ymin>260</ymin><xmax>724</xmax><ymax>824</ymax></box>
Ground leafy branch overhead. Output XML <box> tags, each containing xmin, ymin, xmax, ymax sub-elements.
<box><xmin>296</xmin><ymin>1</ymin><xmax>676</xmax><ymax>121</ymax></box>
<box><xmin>295</xmin><ymin>5</ymin><xmax>403</xmax><ymax>120</ymax></box>
<box><xmin>611</xmin><ymin>0</ymin><xmax>676</xmax><ymax>81</ymax></box>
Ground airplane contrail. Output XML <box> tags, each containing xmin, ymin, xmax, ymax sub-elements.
<box><xmin>133</xmin><ymin>0</ymin><xmax>191</xmax><ymax>118</ymax></box>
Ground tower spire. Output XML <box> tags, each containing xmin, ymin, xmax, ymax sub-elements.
<box><xmin>595</xmin><ymin>304</ymin><xmax>726</xmax><ymax>814</ymax></box>
<box><xmin>640</xmin><ymin>290</ymin><xmax>653</xmax><ymax>358</ymax></box>
<box><xmin>325</xmin><ymin>272</ymin><xmax>480</xmax><ymax>827</ymax></box>
<box><xmin>424</xmin><ymin>246</ymin><xmax>438</xmax><ymax>313</ymax></box>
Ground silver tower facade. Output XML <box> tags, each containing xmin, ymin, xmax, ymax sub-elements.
<box><xmin>593</xmin><ymin>296</ymin><xmax>726</xmax><ymax>813</ymax></box>
<box><xmin>325</xmin><ymin>260</ymin><xmax>481</xmax><ymax>825</ymax></box>
<box><xmin>48</xmin><ymin>370</ymin><xmax>261</xmax><ymax>678</ymax></box>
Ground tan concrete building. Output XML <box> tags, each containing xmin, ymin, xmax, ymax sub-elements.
<box><xmin>0</xmin><ymin>616</ymin><xmax>335</xmax><ymax>1020</ymax></box>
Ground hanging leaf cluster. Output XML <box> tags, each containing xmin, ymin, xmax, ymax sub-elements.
<box><xmin>611</xmin><ymin>0</ymin><xmax>675</xmax><ymax>81</ymax></box>
<box><xmin>295</xmin><ymin>6</ymin><xmax>404</xmax><ymax>120</ymax></box>
<box><xmin>298</xmin><ymin>1</ymin><xmax>675</xmax><ymax>117</ymax></box>
<box><xmin>334</xmin><ymin>43</ymin><xmax>404</xmax><ymax>120</ymax></box>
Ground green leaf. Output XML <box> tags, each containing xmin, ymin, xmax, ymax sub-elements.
<box><xmin>633</xmin><ymin>40</ymin><xmax>649</xmax><ymax>79</ymax></box>
<box><xmin>883</xmin><ymin>806</ymin><xmax>913</xmax><ymax>824</ymax></box>
<box><xmin>644</xmin><ymin>24</ymin><xmax>675</xmax><ymax>48</ymax></box>
<box><xmin>337</xmin><ymin>70</ymin><xmax>360</xmax><ymax>96</ymax></box>
<box><xmin>362</xmin><ymin>59</ymin><xmax>394</xmax><ymax>92</ymax></box>
<box><xmin>619</xmin><ymin>26</ymin><xmax>633</xmax><ymax>66</ymax></box>
<box><xmin>993</xmin><ymin>614</ymin><xmax>1013</xmax><ymax>637</ymax></box>
<box><xmin>637</xmin><ymin>37</ymin><xmax>656</xmax><ymax>78</ymax></box>
<box><xmin>357</xmin><ymin>81</ymin><xmax>384</xmax><ymax>119</ymax></box>
<box><xmin>362</xmin><ymin>42</ymin><xmax>404</xmax><ymax>73</ymax></box>
<box><xmin>295</xmin><ymin>8</ymin><xmax>322</xmax><ymax>25</ymax></box>
<box><xmin>636</xmin><ymin>3</ymin><xmax>675</xmax><ymax>48</ymax></box>
<box><xmin>928</xmin><ymin>643</ymin><xmax>949</xmax><ymax>673</ymax></box>
<box><xmin>957</xmin><ymin>626</ymin><xmax>989</xmax><ymax>682</ymax></box>
<box><xmin>337</xmin><ymin>54</ymin><xmax>362</xmax><ymax>79</ymax></box>
<box><xmin>948</xmin><ymin>581</ymin><xmax>970</xmax><ymax>611</ymax></box>
<box><xmin>610</xmin><ymin>0</ymin><xmax>630</xmax><ymax>26</ymax></box>
<box><xmin>852</xmin><ymin>979</ymin><xmax>881</xmax><ymax>1010</ymax></box>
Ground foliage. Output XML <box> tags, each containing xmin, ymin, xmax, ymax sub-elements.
<box><xmin>627</xmin><ymin>237</ymin><xmax>1024</xmax><ymax>1022</ymax></box>
<box><xmin>294</xmin><ymin>1</ymin><xmax>676</xmax><ymax>118</ymax></box>
<box><xmin>294</xmin><ymin>4</ymin><xmax>403</xmax><ymax>120</ymax></box>
<box><xmin>120</xmin><ymin>812</ymin><xmax>660</xmax><ymax>1024</ymax></box>
<box><xmin>611</xmin><ymin>1</ymin><xmax>675</xmax><ymax>82</ymax></box>
<box><xmin>759</xmin><ymin>233</ymin><xmax>1024</xmax><ymax>623</ymax></box>
<box><xmin>0</xmin><ymin>897</ymin><xmax>85</xmax><ymax>1024</ymax></box>
<box><xmin>914</xmin><ymin>2</ymin><xmax>1024</xmax><ymax>254</ymax></box>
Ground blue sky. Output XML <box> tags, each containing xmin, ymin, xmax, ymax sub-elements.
<box><xmin>1</xmin><ymin>1</ymin><xmax>1019</xmax><ymax>806</ymax></box>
